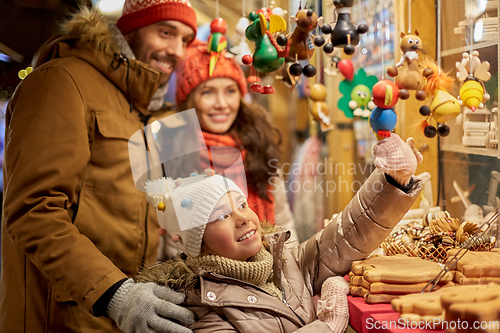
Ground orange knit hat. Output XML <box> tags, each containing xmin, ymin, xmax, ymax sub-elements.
<box><xmin>176</xmin><ymin>39</ymin><xmax>248</xmax><ymax>106</ymax></box>
<box><xmin>117</xmin><ymin>0</ymin><xmax>197</xmax><ymax>36</ymax></box>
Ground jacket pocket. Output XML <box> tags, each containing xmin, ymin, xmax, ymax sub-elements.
<box><xmin>95</xmin><ymin>111</ymin><xmax>139</xmax><ymax>141</ymax></box>
<box><xmin>52</xmin><ymin>284</ymin><xmax>75</xmax><ymax>303</ymax></box>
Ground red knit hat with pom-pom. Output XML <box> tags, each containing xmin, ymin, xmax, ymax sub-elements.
<box><xmin>117</xmin><ymin>0</ymin><xmax>197</xmax><ymax>36</ymax></box>
<box><xmin>176</xmin><ymin>39</ymin><xmax>247</xmax><ymax>106</ymax></box>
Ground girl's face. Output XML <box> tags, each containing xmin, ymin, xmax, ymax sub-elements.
<box><xmin>202</xmin><ymin>191</ymin><xmax>262</xmax><ymax>261</ymax></box>
<box><xmin>191</xmin><ymin>78</ymin><xmax>241</xmax><ymax>134</ymax></box>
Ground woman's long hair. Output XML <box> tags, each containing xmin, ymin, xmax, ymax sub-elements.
<box><xmin>179</xmin><ymin>98</ymin><xmax>282</xmax><ymax>201</ymax></box>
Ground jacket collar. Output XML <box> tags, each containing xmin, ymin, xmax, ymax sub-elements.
<box><xmin>264</xmin><ymin>230</ymin><xmax>291</xmax><ymax>283</ymax></box>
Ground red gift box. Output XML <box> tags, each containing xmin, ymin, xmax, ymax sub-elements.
<box><xmin>348</xmin><ymin>296</ymin><xmax>393</xmax><ymax>333</ymax></box>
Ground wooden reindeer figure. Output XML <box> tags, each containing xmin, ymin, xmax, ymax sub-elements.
<box><xmin>287</xmin><ymin>7</ymin><xmax>317</xmax><ymax>61</ymax></box>
<box><xmin>387</xmin><ymin>30</ymin><xmax>433</xmax><ymax>101</ymax></box>
<box><xmin>281</xmin><ymin>6</ymin><xmax>318</xmax><ymax>78</ymax></box>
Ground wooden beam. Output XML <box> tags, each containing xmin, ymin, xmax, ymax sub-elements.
<box><xmin>0</xmin><ymin>43</ymin><xmax>23</xmax><ymax>63</ymax></box>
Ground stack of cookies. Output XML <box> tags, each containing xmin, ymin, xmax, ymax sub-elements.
<box><xmin>349</xmin><ymin>255</ymin><xmax>454</xmax><ymax>304</ymax></box>
<box><xmin>448</xmin><ymin>249</ymin><xmax>500</xmax><ymax>285</ymax></box>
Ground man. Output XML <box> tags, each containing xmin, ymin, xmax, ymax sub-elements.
<box><xmin>0</xmin><ymin>0</ymin><xmax>197</xmax><ymax>332</ymax></box>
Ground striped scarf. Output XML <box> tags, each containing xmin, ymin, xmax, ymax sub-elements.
<box><xmin>200</xmin><ymin>131</ymin><xmax>276</xmax><ymax>224</ymax></box>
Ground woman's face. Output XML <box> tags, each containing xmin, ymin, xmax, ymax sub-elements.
<box><xmin>191</xmin><ymin>78</ymin><xmax>241</xmax><ymax>134</ymax></box>
<box><xmin>202</xmin><ymin>191</ymin><xmax>262</xmax><ymax>261</ymax></box>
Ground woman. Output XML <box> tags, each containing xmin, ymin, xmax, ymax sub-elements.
<box><xmin>173</xmin><ymin>39</ymin><xmax>299</xmax><ymax>242</ymax></box>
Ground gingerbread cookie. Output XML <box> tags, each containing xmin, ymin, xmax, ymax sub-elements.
<box><xmin>454</xmin><ymin>270</ymin><xmax>500</xmax><ymax>285</ymax></box>
<box><xmin>392</xmin><ymin>285</ymin><xmax>489</xmax><ymax>318</ymax></box>
<box><xmin>351</xmin><ymin>255</ymin><xmax>453</xmax><ymax>284</ymax></box>
<box><xmin>364</xmin><ymin>293</ymin><xmax>400</xmax><ymax>304</ymax></box>
<box><xmin>369</xmin><ymin>281</ymin><xmax>455</xmax><ymax>294</ymax></box>
<box><xmin>349</xmin><ymin>285</ymin><xmax>368</xmax><ymax>297</ymax></box>
<box><xmin>441</xmin><ymin>284</ymin><xmax>500</xmax><ymax>326</ymax></box>
<box><xmin>447</xmin><ymin>250</ymin><xmax>500</xmax><ymax>278</ymax></box>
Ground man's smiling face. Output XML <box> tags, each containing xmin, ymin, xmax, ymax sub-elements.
<box><xmin>125</xmin><ymin>20</ymin><xmax>195</xmax><ymax>85</ymax></box>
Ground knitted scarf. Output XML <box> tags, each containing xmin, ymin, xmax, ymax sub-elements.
<box><xmin>200</xmin><ymin>131</ymin><xmax>276</xmax><ymax>224</ymax></box>
<box><xmin>186</xmin><ymin>248</ymin><xmax>282</xmax><ymax>300</ymax></box>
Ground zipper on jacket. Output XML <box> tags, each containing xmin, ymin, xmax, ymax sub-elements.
<box><xmin>281</xmin><ymin>284</ymin><xmax>306</xmax><ymax>325</ymax></box>
<box><xmin>141</xmin><ymin>126</ymin><xmax>151</xmax><ymax>265</ymax></box>
<box><xmin>141</xmin><ymin>203</ymin><xmax>149</xmax><ymax>264</ymax></box>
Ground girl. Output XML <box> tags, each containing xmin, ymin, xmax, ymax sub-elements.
<box><xmin>138</xmin><ymin>140</ymin><xmax>422</xmax><ymax>332</ymax></box>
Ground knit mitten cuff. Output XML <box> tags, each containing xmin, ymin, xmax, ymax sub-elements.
<box><xmin>317</xmin><ymin>276</ymin><xmax>349</xmax><ymax>333</ymax></box>
<box><xmin>107</xmin><ymin>278</ymin><xmax>134</xmax><ymax>320</ymax></box>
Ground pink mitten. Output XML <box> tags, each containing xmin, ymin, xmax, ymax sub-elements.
<box><xmin>373</xmin><ymin>134</ymin><xmax>423</xmax><ymax>186</ymax></box>
<box><xmin>317</xmin><ymin>276</ymin><xmax>349</xmax><ymax>333</ymax></box>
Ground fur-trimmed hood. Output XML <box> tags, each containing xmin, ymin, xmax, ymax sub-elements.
<box><xmin>31</xmin><ymin>7</ymin><xmax>166</xmax><ymax>116</ymax></box>
<box><xmin>33</xmin><ymin>7</ymin><xmax>121</xmax><ymax>68</ymax></box>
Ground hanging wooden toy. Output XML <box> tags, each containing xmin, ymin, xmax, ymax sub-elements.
<box><xmin>369</xmin><ymin>80</ymin><xmax>400</xmax><ymax>139</ymax></box>
<box><xmin>387</xmin><ymin>30</ymin><xmax>434</xmax><ymax>100</ymax></box>
<box><xmin>309</xmin><ymin>83</ymin><xmax>333</xmax><ymax>132</ymax></box>
<box><xmin>366</xmin><ymin>0</ymin><xmax>400</xmax><ymax>140</ymax></box>
<box><xmin>338</xmin><ymin>68</ymin><xmax>378</xmax><ymax>119</ymax></box>
<box><xmin>456</xmin><ymin>50</ymin><xmax>491</xmax><ymax>111</ymax></box>
<box><xmin>314</xmin><ymin>0</ymin><xmax>368</xmax><ymax>56</ymax></box>
<box><xmin>207</xmin><ymin>18</ymin><xmax>228</xmax><ymax>76</ymax></box>
<box><xmin>417</xmin><ymin>61</ymin><xmax>461</xmax><ymax>138</ymax></box>
<box><xmin>243</xmin><ymin>11</ymin><xmax>288</xmax><ymax>94</ymax></box>
<box><xmin>279</xmin><ymin>5</ymin><xmax>319</xmax><ymax>78</ymax></box>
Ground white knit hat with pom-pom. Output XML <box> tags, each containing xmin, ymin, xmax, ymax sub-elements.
<box><xmin>145</xmin><ymin>169</ymin><xmax>245</xmax><ymax>257</ymax></box>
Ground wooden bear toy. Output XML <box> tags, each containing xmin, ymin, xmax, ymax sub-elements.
<box><xmin>387</xmin><ymin>30</ymin><xmax>433</xmax><ymax>100</ymax></box>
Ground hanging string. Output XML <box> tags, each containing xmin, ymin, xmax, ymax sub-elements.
<box><xmin>407</xmin><ymin>0</ymin><xmax>411</xmax><ymax>33</ymax></box>
<box><xmin>242</xmin><ymin>0</ymin><xmax>246</xmax><ymax>17</ymax></box>
<box><xmin>380</xmin><ymin>0</ymin><xmax>385</xmax><ymax>79</ymax></box>
<box><xmin>315</xmin><ymin>0</ymin><xmax>320</xmax><ymax>82</ymax></box>
<box><xmin>215</xmin><ymin>0</ymin><xmax>219</xmax><ymax>18</ymax></box>
<box><xmin>437</xmin><ymin>0</ymin><xmax>441</xmax><ymax>67</ymax></box>
<box><xmin>469</xmin><ymin>0</ymin><xmax>474</xmax><ymax>74</ymax></box>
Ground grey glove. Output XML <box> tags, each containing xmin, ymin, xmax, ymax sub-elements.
<box><xmin>107</xmin><ymin>278</ymin><xmax>195</xmax><ymax>333</ymax></box>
